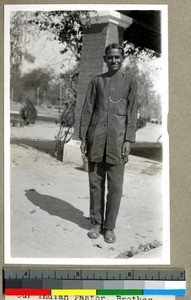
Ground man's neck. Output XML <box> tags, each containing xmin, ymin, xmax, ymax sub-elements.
<box><xmin>107</xmin><ymin>68</ymin><xmax>122</xmax><ymax>77</ymax></box>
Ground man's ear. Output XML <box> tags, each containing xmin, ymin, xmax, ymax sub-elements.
<box><xmin>121</xmin><ymin>54</ymin><xmax>125</xmax><ymax>62</ymax></box>
<box><xmin>103</xmin><ymin>55</ymin><xmax>107</xmax><ymax>63</ymax></box>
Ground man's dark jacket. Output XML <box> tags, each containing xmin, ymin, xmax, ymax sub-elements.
<box><xmin>79</xmin><ymin>69</ymin><xmax>138</xmax><ymax>165</ymax></box>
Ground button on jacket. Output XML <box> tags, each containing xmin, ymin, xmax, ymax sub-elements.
<box><xmin>79</xmin><ymin>69</ymin><xmax>138</xmax><ymax>165</ymax></box>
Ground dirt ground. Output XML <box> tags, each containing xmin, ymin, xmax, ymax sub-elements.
<box><xmin>8</xmin><ymin>122</ymin><xmax>165</xmax><ymax>262</ymax></box>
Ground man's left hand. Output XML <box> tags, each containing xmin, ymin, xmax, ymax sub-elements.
<box><xmin>122</xmin><ymin>141</ymin><xmax>131</xmax><ymax>163</ymax></box>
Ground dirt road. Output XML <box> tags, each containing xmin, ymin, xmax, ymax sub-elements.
<box><xmin>7</xmin><ymin>122</ymin><xmax>166</xmax><ymax>263</ymax></box>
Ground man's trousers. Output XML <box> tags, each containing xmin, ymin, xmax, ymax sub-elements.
<box><xmin>88</xmin><ymin>161</ymin><xmax>125</xmax><ymax>230</ymax></box>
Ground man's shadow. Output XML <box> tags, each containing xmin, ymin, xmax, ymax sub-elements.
<box><xmin>25</xmin><ymin>189</ymin><xmax>91</xmax><ymax>231</ymax></box>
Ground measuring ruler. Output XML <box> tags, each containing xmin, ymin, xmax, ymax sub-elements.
<box><xmin>3</xmin><ymin>269</ymin><xmax>186</xmax><ymax>297</ymax></box>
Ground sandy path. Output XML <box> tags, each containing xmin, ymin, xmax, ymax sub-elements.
<box><xmin>9</xmin><ymin>142</ymin><xmax>163</xmax><ymax>261</ymax></box>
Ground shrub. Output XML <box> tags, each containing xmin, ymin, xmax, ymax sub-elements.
<box><xmin>20</xmin><ymin>99</ymin><xmax>37</xmax><ymax>125</ymax></box>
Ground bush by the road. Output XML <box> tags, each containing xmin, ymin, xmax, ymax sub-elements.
<box><xmin>20</xmin><ymin>99</ymin><xmax>37</xmax><ymax>125</ymax></box>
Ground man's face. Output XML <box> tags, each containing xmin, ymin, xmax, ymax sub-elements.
<box><xmin>104</xmin><ymin>48</ymin><xmax>124</xmax><ymax>73</ymax></box>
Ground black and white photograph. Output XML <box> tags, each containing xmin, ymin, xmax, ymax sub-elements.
<box><xmin>4</xmin><ymin>4</ymin><xmax>169</xmax><ymax>264</ymax></box>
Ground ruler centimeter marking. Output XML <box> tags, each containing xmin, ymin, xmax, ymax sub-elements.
<box><xmin>3</xmin><ymin>269</ymin><xmax>186</xmax><ymax>296</ymax></box>
<box><xmin>3</xmin><ymin>269</ymin><xmax>186</xmax><ymax>281</ymax></box>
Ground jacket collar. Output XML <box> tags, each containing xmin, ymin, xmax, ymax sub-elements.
<box><xmin>106</xmin><ymin>67</ymin><xmax>125</xmax><ymax>78</ymax></box>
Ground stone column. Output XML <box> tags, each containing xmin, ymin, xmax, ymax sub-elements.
<box><xmin>73</xmin><ymin>11</ymin><xmax>133</xmax><ymax>139</ymax></box>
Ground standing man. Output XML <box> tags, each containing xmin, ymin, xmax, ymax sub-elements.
<box><xmin>80</xmin><ymin>43</ymin><xmax>138</xmax><ymax>243</ymax></box>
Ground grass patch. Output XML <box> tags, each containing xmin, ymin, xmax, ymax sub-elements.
<box><xmin>117</xmin><ymin>240</ymin><xmax>162</xmax><ymax>258</ymax></box>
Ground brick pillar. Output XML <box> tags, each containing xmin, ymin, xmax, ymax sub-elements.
<box><xmin>73</xmin><ymin>11</ymin><xmax>132</xmax><ymax>139</ymax></box>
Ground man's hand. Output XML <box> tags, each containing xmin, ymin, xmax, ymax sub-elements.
<box><xmin>122</xmin><ymin>141</ymin><xmax>131</xmax><ymax>163</ymax></box>
<box><xmin>80</xmin><ymin>138</ymin><xmax>87</xmax><ymax>156</ymax></box>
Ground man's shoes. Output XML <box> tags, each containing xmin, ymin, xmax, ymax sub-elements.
<box><xmin>87</xmin><ymin>224</ymin><xmax>102</xmax><ymax>239</ymax></box>
<box><xmin>104</xmin><ymin>229</ymin><xmax>116</xmax><ymax>243</ymax></box>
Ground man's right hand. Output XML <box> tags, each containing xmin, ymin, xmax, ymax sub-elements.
<box><xmin>80</xmin><ymin>139</ymin><xmax>87</xmax><ymax>156</ymax></box>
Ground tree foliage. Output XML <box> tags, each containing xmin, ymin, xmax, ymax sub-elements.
<box><xmin>10</xmin><ymin>11</ymin><xmax>36</xmax><ymax>82</ymax></box>
<box><xmin>27</xmin><ymin>11</ymin><xmax>94</xmax><ymax>104</ymax></box>
<box><xmin>22</xmin><ymin>68</ymin><xmax>52</xmax><ymax>90</ymax></box>
<box><xmin>123</xmin><ymin>40</ymin><xmax>160</xmax><ymax>59</ymax></box>
<box><xmin>10</xmin><ymin>11</ymin><xmax>37</xmax><ymax>104</ymax></box>
<box><xmin>20</xmin><ymin>99</ymin><xmax>37</xmax><ymax>125</ymax></box>
<box><xmin>60</xmin><ymin>70</ymin><xmax>79</xmax><ymax>100</ymax></box>
<box><xmin>21</xmin><ymin>68</ymin><xmax>54</xmax><ymax>105</ymax></box>
<box><xmin>124</xmin><ymin>43</ymin><xmax>162</xmax><ymax>123</ymax></box>
<box><xmin>28</xmin><ymin>11</ymin><xmax>93</xmax><ymax>62</ymax></box>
